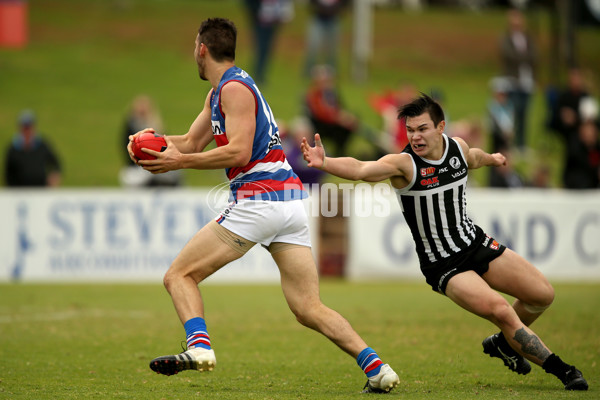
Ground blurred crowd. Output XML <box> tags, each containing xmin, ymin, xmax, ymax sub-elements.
<box><xmin>3</xmin><ymin>3</ymin><xmax>599</xmax><ymax>190</ymax></box>
<box><xmin>283</xmin><ymin>5</ymin><xmax>600</xmax><ymax>190</ymax></box>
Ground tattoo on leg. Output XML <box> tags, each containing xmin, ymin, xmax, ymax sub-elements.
<box><xmin>513</xmin><ymin>327</ymin><xmax>551</xmax><ymax>361</ymax></box>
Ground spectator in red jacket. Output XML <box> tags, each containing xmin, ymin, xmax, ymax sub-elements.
<box><xmin>304</xmin><ymin>65</ymin><xmax>357</xmax><ymax>156</ymax></box>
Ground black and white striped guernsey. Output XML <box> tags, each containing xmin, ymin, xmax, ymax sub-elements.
<box><xmin>395</xmin><ymin>134</ymin><xmax>477</xmax><ymax>266</ymax></box>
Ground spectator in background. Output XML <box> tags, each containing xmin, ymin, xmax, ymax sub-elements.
<box><xmin>304</xmin><ymin>64</ymin><xmax>357</xmax><ymax>157</ymax></box>
<box><xmin>369</xmin><ymin>81</ymin><xmax>417</xmax><ymax>156</ymax></box>
<box><xmin>303</xmin><ymin>0</ymin><xmax>349</xmax><ymax>78</ymax></box>
<box><xmin>281</xmin><ymin>116</ymin><xmax>325</xmax><ymax>186</ymax></box>
<box><xmin>499</xmin><ymin>8</ymin><xmax>537</xmax><ymax>152</ymax></box>
<box><xmin>487</xmin><ymin>76</ymin><xmax>515</xmax><ymax>153</ymax></box>
<box><xmin>119</xmin><ymin>95</ymin><xmax>182</xmax><ymax>187</ymax></box>
<box><xmin>449</xmin><ymin>118</ymin><xmax>484</xmax><ymax>152</ymax></box>
<box><xmin>489</xmin><ymin>148</ymin><xmax>524</xmax><ymax>188</ymax></box>
<box><xmin>123</xmin><ymin>95</ymin><xmax>164</xmax><ymax>162</ymax></box>
<box><xmin>552</xmin><ymin>67</ymin><xmax>590</xmax><ymax>140</ymax></box>
<box><xmin>244</xmin><ymin>0</ymin><xmax>293</xmax><ymax>85</ymax></box>
<box><xmin>549</xmin><ymin>67</ymin><xmax>599</xmax><ymax>189</ymax></box>
<box><xmin>4</xmin><ymin>110</ymin><xmax>62</xmax><ymax>187</ymax></box>
<box><xmin>562</xmin><ymin>99</ymin><xmax>600</xmax><ymax>189</ymax></box>
<box><xmin>530</xmin><ymin>164</ymin><xmax>552</xmax><ymax>188</ymax></box>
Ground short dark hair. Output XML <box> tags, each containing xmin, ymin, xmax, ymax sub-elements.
<box><xmin>198</xmin><ymin>18</ymin><xmax>237</xmax><ymax>62</ymax></box>
<box><xmin>398</xmin><ymin>93</ymin><xmax>445</xmax><ymax>127</ymax></box>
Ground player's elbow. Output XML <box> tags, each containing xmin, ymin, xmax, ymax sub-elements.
<box><xmin>230</xmin><ymin>149</ymin><xmax>251</xmax><ymax>167</ymax></box>
<box><xmin>345</xmin><ymin>165</ymin><xmax>367</xmax><ymax>181</ymax></box>
<box><xmin>357</xmin><ymin>169</ymin><xmax>385</xmax><ymax>183</ymax></box>
<box><xmin>363</xmin><ymin>175</ymin><xmax>383</xmax><ymax>183</ymax></box>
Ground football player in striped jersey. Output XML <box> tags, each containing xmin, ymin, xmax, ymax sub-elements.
<box><xmin>302</xmin><ymin>93</ymin><xmax>588</xmax><ymax>391</ymax></box>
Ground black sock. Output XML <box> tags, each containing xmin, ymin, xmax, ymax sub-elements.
<box><xmin>542</xmin><ymin>354</ymin><xmax>571</xmax><ymax>379</ymax></box>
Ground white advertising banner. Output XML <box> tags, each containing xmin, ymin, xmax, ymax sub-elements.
<box><xmin>1</xmin><ymin>187</ymin><xmax>598</xmax><ymax>282</ymax></box>
<box><xmin>347</xmin><ymin>188</ymin><xmax>600</xmax><ymax>281</ymax></box>
<box><xmin>0</xmin><ymin>189</ymin><xmax>297</xmax><ymax>283</ymax></box>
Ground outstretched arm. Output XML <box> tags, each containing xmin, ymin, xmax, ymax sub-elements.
<box><xmin>455</xmin><ymin>137</ymin><xmax>506</xmax><ymax>169</ymax></box>
<box><xmin>301</xmin><ymin>133</ymin><xmax>408</xmax><ymax>182</ymax></box>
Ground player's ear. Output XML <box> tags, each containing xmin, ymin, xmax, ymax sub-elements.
<box><xmin>200</xmin><ymin>42</ymin><xmax>208</xmax><ymax>56</ymax></box>
<box><xmin>438</xmin><ymin>120</ymin><xmax>446</xmax><ymax>134</ymax></box>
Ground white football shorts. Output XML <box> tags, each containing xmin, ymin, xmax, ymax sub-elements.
<box><xmin>215</xmin><ymin>199</ymin><xmax>311</xmax><ymax>248</ymax></box>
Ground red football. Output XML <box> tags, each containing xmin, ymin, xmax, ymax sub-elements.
<box><xmin>132</xmin><ymin>132</ymin><xmax>167</xmax><ymax>160</ymax></box>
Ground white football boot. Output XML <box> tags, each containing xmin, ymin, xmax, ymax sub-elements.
<box><xmin>362</xmin><ymin>364</ymin><xmax>400</xmax><ymax>393</ymax></box>
<box><xmin>150</xmin><ymin>347</ymin><xmax>216</xmax><ymax>376</ymax></box>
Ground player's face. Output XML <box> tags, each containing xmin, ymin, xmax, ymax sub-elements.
<box><xmin>195</xmin><ymin>34</ymin><xmax>207</xmax><ymax>81</ymax></box>
<box><xmin>405</xmin><ymin>113</ymin><xmax>445</xmax><ymax>159</ymax></box>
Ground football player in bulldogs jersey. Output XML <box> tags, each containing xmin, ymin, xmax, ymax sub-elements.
<box><xmin>301</xmin><ymin>93</ymin><xmax>588</xmax><ymax>391</ymax></box>
<box><xmin>128</xmin><ymin>17</ymin><xmax>399</xmax><ymax>393</ymax></box>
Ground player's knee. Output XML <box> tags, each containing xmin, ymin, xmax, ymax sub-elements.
<box><xmin>292</xmin><ymin>306</ymin><xmax>313</xmax><ymax>326</ymax></box>
<box><xmin>293</xmin><ymin>309</ymin><xmax>312</xmax><ymax>328</ymax></box>
<box><xmin>539</xmin><ymin>281</ymin><xmax>555</xmax><ymax>307</ymax></box>
<box><xmin>524</xmin><ymin>281</ymin><xmax>555</xmax><ymax>311</ymax></box>
<box><xmin>489</xmin><ymin>301</ymin><xmax>516</xmax><ymax>326</ymax></box>
<box><xmin>291</xmin><ymin>303</ymin><xmax>320</xmax><ymax>329</ymax></box>
<box><xmin>162</xmin><ymin>269</ymin><xmax>175</xmax><ymax>292</ymax></box>
<box><xmin>524</xmin><ymin>284</ymin><xmax>554</xmax><ymax>313</ymax></box>
<box><xmin>294</xmin><ymin>313</ymin><xmax>310</xmax><ymax>328</ymax></box>
<box><xmin>162</xmin><ymin>266</ymin><xmax>185</xmax><ymax>293</ymax></box>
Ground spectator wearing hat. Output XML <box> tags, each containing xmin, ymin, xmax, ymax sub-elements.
<box><xmin>4</xmin><ymin>110</ymin><xmax>62</xmax><ymax>187</ymax></box>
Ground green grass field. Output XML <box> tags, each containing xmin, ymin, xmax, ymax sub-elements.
<box><xmin>1</xmin><ymin>281</ymin><xmax>598</xmax><ymax>399</ymax></box>
<box><xmin>1</xmin><ymin>0</ymin><xmax>599</xmax><ymax>187</ymax></box>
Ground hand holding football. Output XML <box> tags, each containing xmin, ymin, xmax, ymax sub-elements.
<box><xmin>132</xmin><ymin>132</ymin><xmax>167</xmax><ymax>160</ymax></box>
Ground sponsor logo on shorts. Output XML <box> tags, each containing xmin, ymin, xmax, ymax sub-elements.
<box><xmin>218</xmin><ymin>202</ymin><xmax>235</xmax><ymax>220</ymax></box>
<box><xmin>438</xmin><ymin>267</ymin><xmax>458</xmax><ymax>293</ymax></box>
<box><xmin>482</xmin><ymin>235</ymin><xmax>500</xmax><ymax>250</ymax></box>
<box><xmin>483</xmin><ymin>236</ymin><xmax>490</xmax><ymax>247</ymax></box>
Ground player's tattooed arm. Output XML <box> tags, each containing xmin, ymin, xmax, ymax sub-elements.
<box><xmin>513</xmin><ymin>327</ymin><xmax>551</xmax><ymax>361</ymax></box>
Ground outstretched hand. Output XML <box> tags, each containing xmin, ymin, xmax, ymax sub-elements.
<box><xmin>300</xmin><ymin>133</ymin><xmax>326</xmax><ymax>169</ymax></box>
<box><xmin>490</xmin><ymin>152</ymin><xmax>507</xmax><ymax>167</ymax></box>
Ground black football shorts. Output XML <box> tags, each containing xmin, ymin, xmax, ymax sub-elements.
<box><xmin>420</xmin><ymin>225</ymin><xmax>506</xmax><ymax>294</ymax></box>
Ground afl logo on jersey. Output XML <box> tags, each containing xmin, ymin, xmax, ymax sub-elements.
<box><xmin>450</xmin><ymin>156</ymin><xmax>461</xmax><ymax>169</ymax></box>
